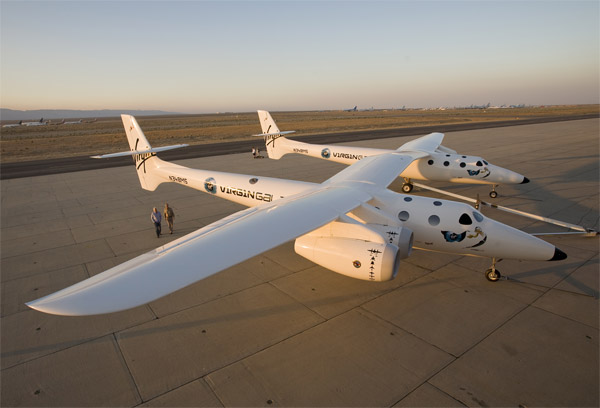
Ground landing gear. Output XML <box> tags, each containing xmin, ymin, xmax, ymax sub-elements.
<box><xmin>485</xmin><ymin>258</ymin><xmax>502</xmax><ymax>282</ymax></box>
<box><xmin>486</xmin><ymin>268</ymin><xmax>501</xmax><ymax>282</ymax></box>
<box><xmin>489</xmin><ymin>185</ymin><xmax>498</xmax><ymax>199</ymax></box>
<box><xmin>402</xmin><ymin>178</ymin><xmax>413</xmax><ymax>193</ymax></box>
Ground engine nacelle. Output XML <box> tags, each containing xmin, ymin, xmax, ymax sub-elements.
<box><xmin>295</xmin><ymin>236</ymin><xmax>401</xmax><ymax>282</ymax></box>
<box><xmin>365</xmin><ymin>224</ymin><xmax>414</xmax><ymax>260</ymax></box>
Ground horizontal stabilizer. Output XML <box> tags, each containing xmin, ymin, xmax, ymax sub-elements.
<box><xmin>91</xmin><ymin>144</ymin><xmax>188</xmax><ymax>159</ymax></box>
<box><xmin>252</xmin><ymin>131</ymin><xmax>296</xmax><ymax>137</ymax></box>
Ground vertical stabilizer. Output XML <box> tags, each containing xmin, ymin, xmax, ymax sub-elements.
<box><xmin>257</xmin><ymin>110</ymin><xmax>280</xmax><ymax>135</ymax></box>
<box><xmin>121</xmin><ymin>114</ymin><xmax>164</xmax><ymax>191</ymax></box>
<box><xmin>256</xmin><ymin>110</ymin><xmax>298</xmax><ymax>160</ymax></box>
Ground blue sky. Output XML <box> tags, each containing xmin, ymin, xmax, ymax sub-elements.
<box><xmin>1</xmin><ymin>0</ymin><xmax>598</xmax><ymax>113</ymax></box>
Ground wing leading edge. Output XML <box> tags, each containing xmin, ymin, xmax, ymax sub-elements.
<box><xmin>26</xmin><ymin>185</ymin><xmax>372</xmax><ymax>316</ymax></box>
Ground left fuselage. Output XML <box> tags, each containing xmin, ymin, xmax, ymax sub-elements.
<box><xmin>273</xmin><ymin>139</ymin><xmax>526</xmax><ymax>186</ymax></box>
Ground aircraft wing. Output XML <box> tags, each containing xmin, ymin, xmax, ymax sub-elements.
<box><xmin>26</xmin><ymin>184</ymin><xmax>372</xmax><ymax>316</ymax></box>
<box><xmin>324</xmin><ymin>132</ymin><xmax>444</xmax><ymax>188</ymax></box>
<box><xmin>324</xmin><ymin>150</ymin><xmax>428</xmax><ymax>188</ymax></box>
<box><xmin>396</xmin><ymin>132</ymin><xmax>444</xmax><ymax>154</ymax></box>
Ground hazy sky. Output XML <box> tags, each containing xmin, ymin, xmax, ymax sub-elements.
<box><xmin>1</xmin><ymin>0</ymin><xmax>598</xmax><ymax>113</ymax></box>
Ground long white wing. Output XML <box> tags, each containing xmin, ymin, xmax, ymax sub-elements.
<box><xmin>323</xmin><ymin>132</ymin><xmax>443</xmax><ymax>188</ymax></box>
<box><xmin>397</xmin><ymin>132</ymin><xmax>444</xmax><ymax>154</ymax></box>
<box><xmin>324</xmin><ymin>150</ymin><xmax>427</xmax><ymax>187</ymax></box>
<box><xmin>26</xmin><ymin>185</ymin><xmax>371</xmax><ymax>316</ymax></box>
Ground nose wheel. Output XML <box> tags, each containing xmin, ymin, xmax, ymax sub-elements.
<box><xmin>489</xmin><ymin>185</ymin><xmax>498</xmax><ymax>198</ymax></box>
<box><xmin>485</xmin><ymin>267</ymin><xmax>501</xmax><ymax>282</ymax></box>
<box><xmin>485</xmin><ymin>258</ymin><xmax>502</xmax><ymax>282</ymax></box>
<box><xmin>402</xmin><ymin>178</ymin><xmax>413</xmax><ymax>193</ymax></box>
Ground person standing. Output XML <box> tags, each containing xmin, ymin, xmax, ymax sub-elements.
<box><xmin>151</xmin><ymin>207</ymin><xmax>162</xmax><ymax>238</ymax></box>
<box><xmin>164</xmin><ymin>203</ymin><xmax>175</xmax><ymax>234</ymax></box>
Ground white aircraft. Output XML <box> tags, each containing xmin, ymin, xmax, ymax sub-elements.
<box><xmin>255</xmin><ymin>110</ymin><xmax>529</xmax><ymax>198</ymax></box>
<box><xmin>2</xmin><ymin>120</ymin><xmax>22</xmax><ymax>128</ymax></box>
<box><xmin>22</xmin><ymin>117</ymin><xmax>48</xmax><ymax>126</ymax></box>
<box><xmin>26</xmin><ymin>114</ymin><xmax>566</xmax><ymax>316</ymax></box>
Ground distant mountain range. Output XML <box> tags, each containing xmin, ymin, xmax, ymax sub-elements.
<box><xmin>0</xmin><ymin>108</ymin><xmax>183</xmax><ymax>121</ymax></box>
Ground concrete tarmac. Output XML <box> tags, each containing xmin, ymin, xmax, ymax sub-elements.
<box><xmin>1</xmin><ymin>118</ymin><xmax>598</xmax><ymax>407</ymax></box>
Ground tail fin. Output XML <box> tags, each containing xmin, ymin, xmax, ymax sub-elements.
<box><xmin>92</xmin><ymin>115</ymin><xmax>188</xmax><ymax>191</ymax></box>
<box><xmin>255</xmin><ymin>110</ymin><xmax>297</xmax><ymax>160</ymax></box>
<box><xmin>257</xmin><ymin>110</ymin><xmax>280</xmax><ymax>135</ymax></box>
<box><xmin>120</xmin><ymin>114</ymin><xmax>165</xmax><ymax>191</ymax></box>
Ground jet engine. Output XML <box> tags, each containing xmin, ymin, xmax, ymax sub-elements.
<box><xmin>294</xmin><ymin>220</ymin><xmax>413</xmax><ymax>282</ymax></box>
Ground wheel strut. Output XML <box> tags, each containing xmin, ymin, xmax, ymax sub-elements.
<box><xmin>485</xmin><ymin>257</ymin><xmax>502</xmax><ymax>282</ymax></box>
<box><xmin>402</xmin><ymin>177</ymin><xmax>413</xmax><ymax>193</ymax></box>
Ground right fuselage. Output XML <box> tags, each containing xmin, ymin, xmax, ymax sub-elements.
<box><xmin>152</xmin><ymin>157</ymin><xmax>557</xmax><ymax>263</ymax></box>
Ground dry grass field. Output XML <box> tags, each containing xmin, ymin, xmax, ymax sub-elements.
<box><xmin>1</xmin><ymin>105</ymin><xmax>598</xmax><ymax>162</ymax></box>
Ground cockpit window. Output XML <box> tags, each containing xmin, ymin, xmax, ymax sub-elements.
<box><xmin>476</xmin><ymin>161</ymin><xmax>483</xmax><ymax>166</ymax></box>
<box><xmin>459</xmin><ymin>213</ymin><xmax>473</xmax><ymax>225</ymax></box>
<box><xmin>483</xmin><ymin>160</ymin><xmax>488</xmax><ymax>165</ymax></box>
<box><xmin>472</xmin><ymin>211</ymin><xmax>484</xmax><ymax>222</ymax></box>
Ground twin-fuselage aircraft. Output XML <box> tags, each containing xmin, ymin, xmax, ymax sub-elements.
<box><xmin>26</xmin><ymin>114</ymin><xmax>565</xmax><ymax>316</ymax></box>
<box><xmin>255</xmin><ymin>110</ymin><xmax>529</xmax><ymax>198</ymax></box>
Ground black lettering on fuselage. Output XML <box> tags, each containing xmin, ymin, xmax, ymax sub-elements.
<box><xmin>333</xmin><ymin>152</ymin><xmax>364</xmax><ymax>160</ymax></box>
<box><xmin>219</xmin><ymin>186</ymin><xmax>273</xmax><ymax>202</ymax></box>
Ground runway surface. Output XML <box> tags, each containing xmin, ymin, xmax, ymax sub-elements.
<box><xmin>1</xmin><ymin>113</ymin><xmax>597</xmax><ymax>180</ymax></box>
<box><xmin>1</xmin><ymin>118</ymin><xmax>598</xmax><ymax>407</ymax></box>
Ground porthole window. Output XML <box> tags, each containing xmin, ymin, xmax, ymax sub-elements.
<box><xmin>428</xmin><ymin>159</ymin><xmax>434</xmax><ymax>165</ymax></box>
<box><xmin>473</xmin><ymin>211</ymin><xmax>484</xmax><ymax>222</ymax></box>
<box><xmin>428</xmin><ymin>215</ymin><xmax>440</xmax><ymax>226</ymax></box>
<box><xmin>459</xmin><ymin>213</ymin><xmax>473</xmax><ymax>225</ymax></box>
<box><xmin>476</xmin><ymin>161</ymin><xmax>483</xmax><ymax>166</ymax></box>
<box><xmin>398</xmin><ymin>211</ymin><xmax>410</xmax><ymax>221</ymax></box>
<box><xmin>462</xmin><ymin>155</ymin><xmax>467</xmax><ymax>158</ymax></box>
<box><xmin>404</xmin><ymin>197</ymin><xmax>413</xmax><ymax>202</ymax></box>
<box><xmin>460</xmin><ymin>162</ymin><xmax>466</xmax><ymax>168</ymax></box>
<box><xmin>446</xmin><ymin>154</ymin><xmax>451</xmax><ymax>157</ymax></box>
<box><xmin>433</xmin><ymin>201</ymin><xmax>442</xmax><ymax>206</ymax></box>
<box><xmin>249</xmin><ymin>178</ymin><xmax>258</xmax><ymax>184</ymax></box>
<box><xmin>443</xmin><ymin>161</ymin><xmax>450</xmax><ymax>166</ymax></box>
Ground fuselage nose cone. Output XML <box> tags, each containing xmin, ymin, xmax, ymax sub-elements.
<box><xmin>521</xmin><ymin>177</ymin><xmax>530</xmax><ymax>184</ymax></box>
<box><xmin>550</xmin><ymin>247</ymin><xmax>567</xmax><ymax>261</ymax></box>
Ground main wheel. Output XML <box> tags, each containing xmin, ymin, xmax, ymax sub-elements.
<box><xmin>402</xmin><ymin>183</ymin><xmax>413</xmax><ymax>193</ymax></box>
<box><xmin>489</xmin><ymin>191</ymin><xmax>498</xmax><ymax>198</ymax></box>
<box><xmin>485</xmin><ymin>268</ymin><xmax>501</xmax><ymax>282</ymax></box>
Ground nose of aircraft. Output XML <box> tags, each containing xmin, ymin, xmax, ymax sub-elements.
<box><xmin>482</xmin><ymin>217</ymin><xmax>567</xmax><ymax>261</ymax></box>
<box><xmin>486</xmin><ymin>164</ymin><xmax>528</xmax><ymax>185</ymax></box>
